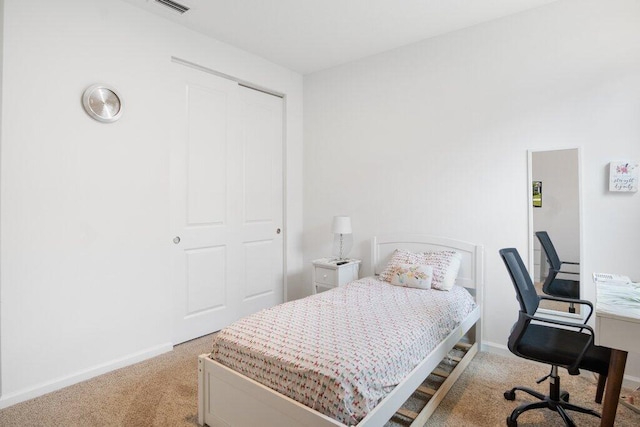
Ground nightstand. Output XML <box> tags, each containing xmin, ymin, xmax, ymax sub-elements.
<box><xmin>312</xmin><ymin>258</ymin><xmax>361</xmax><ymax>294</ymax></box>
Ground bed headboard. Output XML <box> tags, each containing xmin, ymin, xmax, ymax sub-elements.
<box><xmin>371</xmin><ymin>234</ymin><xmax>484</xmax><ymax>293</ymax></box>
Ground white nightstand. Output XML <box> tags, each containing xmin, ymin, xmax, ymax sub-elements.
<box><xmin>312</xmin><ymin>258</ymin><xmax>361</xmax><ymax>294</ymax></box>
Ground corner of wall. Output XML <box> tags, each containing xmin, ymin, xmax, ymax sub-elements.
<box><xmin>0</xmin><ymin>0</ymin><xmax>6</xmax><ymax>400</ymax></box>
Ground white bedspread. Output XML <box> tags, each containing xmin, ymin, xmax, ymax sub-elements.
<box><xmin>210</xmin><ymin>277</ymin><xmax>477</xmax><ymax>426</ymax></box>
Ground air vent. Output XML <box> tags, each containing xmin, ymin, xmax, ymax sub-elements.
<box><xmin>155</xmin><ymin>0</ymin><xmax>190</xmax><ymax>14</ymax></box>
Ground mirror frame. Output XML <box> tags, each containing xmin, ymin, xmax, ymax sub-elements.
<box><xmin>527</xmin><ymin>147</ymin><xmax>584</xmax><ymax>320</ymax></box>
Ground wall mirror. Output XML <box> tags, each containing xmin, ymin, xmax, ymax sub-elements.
<box><xmin>528</xmin><ymin>148</ymin><xmax>582</xmax><ymax>316</ymax></box>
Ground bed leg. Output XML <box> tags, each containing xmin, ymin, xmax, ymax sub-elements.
<box><xmin>470</xmin><ymin>319</ymin><xmax>482</xmax><ymax>350</ymax></box>
<box><xmin>198</xmin><ymin>356</ymin><xmax>205</xmax><ymax>426</ymax></box>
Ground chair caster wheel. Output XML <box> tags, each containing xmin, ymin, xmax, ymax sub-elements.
<box><xmin>504</xmin><ymin>390</ymin><xmax>516</xmax><ymax>401</ymax></box>
<box><xmin>506</xmin><ymin>416</ymin><xmax>517</xmax><ymax>427</ymax></box>
<box><xmin>561</xmin><ymin>391</ymin><xmax>570</xmax><ymax>402</ymax></box>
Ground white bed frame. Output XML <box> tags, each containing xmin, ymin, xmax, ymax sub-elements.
<box><xmin>198</xmin><ymin>234</ymin><xmax>483</xmax><ymax>427</ymax></box>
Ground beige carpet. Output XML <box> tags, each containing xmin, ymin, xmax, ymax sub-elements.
<box><xmin>0</xmin><ymin>334</ymin><xmax>638</xmax><ymax>427</ymax></box>
<box><xmin>420</xmin><ymin>352</ymin><xmax>638</xmax><ymax>427</ymax></box>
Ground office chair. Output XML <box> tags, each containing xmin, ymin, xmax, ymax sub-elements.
<box><xmin>499</xmin><ymin>248</ymin><xmax>610</xmax><ymax>427</ymax></box>
<box><xmin>535</xmin><ymin>231</ymin><xmax>580</xmax><ymax>313</ymax></box>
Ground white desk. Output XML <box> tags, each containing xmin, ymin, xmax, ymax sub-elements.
<box><xmin>595</xmin><ymin>282</ymin><xmax>640</xmax><ymax>426</ymax></box>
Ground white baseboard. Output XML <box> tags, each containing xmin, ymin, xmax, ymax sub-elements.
<box><xmin>481</xmin><ymin>340</ymin><xmax>640</xmax><ymax>390</ymax></box>
<box><xmin>622</xmin><ymin>374</ymin><xmax>640</xmax><ymax>391</ymax></box>
<box><xmin>0</xmin><ymin>342</ymin><xmax>173</xmax><ymax>410</ymax></box>
<box><xmin>481</xmin><ymin>340</ymin><xmax>512</xmax><ymax>357</ymax></box>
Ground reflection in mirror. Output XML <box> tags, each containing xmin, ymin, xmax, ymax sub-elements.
<box><xmin>530</xmin><ymin>149</ymin><xmax>580</xmax><ymax>314</ymax></box>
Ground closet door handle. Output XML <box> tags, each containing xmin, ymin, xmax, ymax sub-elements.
<box><xmin>173</xmin><ymin>236</ymin><xmax>181</xmax><ymax>244</ymax></box>
<box><xmin>276</xmin><ymin>228</ymin><xmax>281</xmax><ymax>234</ymax></box>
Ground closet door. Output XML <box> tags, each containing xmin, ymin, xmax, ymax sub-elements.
<box><xmin>170</xmin><ymin>66</ymin><xmax>284</xmax><ymax>344</ymax></box>
<box><xmin>236</xmin><ymin>86</ymin><xmax>284</xmax><ymax>318</ymax></box>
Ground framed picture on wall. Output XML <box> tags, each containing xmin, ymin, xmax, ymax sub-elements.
<box><xmin>532</xmin><ymin>181</ymin><xmax>542</xmax><ymax>207</ymax></box>
<box><xmin>609</xmin><ymin>161</ymin><xmax>638</xmax><ymax>192</ymax></box>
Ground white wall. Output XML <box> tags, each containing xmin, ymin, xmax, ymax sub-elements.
<box><xmin>0</xmin><ymin>0</ymin><xmax>303</xmax><ymax>407</ymax></box>
<box><xmin>304</xmin><ymin>0</ymin><xmax>640</xmax><ymax>378</ymax></box>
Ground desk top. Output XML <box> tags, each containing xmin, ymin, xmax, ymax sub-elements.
<box><xmin>595</xmin><ymin>282</ymin><xmax>640</xmax><ymax>323</ymax></box>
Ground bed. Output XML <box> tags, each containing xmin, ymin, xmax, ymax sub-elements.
<box><xmin>198</xmin><ymin>234</ymin><xmax>483</xmax><ymax>427</ymax></box>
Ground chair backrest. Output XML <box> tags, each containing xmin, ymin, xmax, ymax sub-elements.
<box><xmin>499</xmin><ymin>248</ymin><xmax>539</xmax><ymax>316</ymax></box>
<box><xmin>535</xmin><ymin>231</ymin><xmax>561</xmax><ymax>271</ymax></box>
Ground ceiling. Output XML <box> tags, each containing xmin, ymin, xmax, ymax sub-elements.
<box><xmin>122</xmin><ymin>0</ymin><xmax>559</xmax><ymax>75</ymax></box>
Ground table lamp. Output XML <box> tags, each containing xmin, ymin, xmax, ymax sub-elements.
<box><xmin>332</xmin><ymin>216</ymin><xmax>352</xmax><ymax>260</ymax></box>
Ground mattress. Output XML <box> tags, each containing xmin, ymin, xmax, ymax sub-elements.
<box><xmin>209</xmin><ymin>277</ymin><xmax>477</xmax><ymax>426</ymax></box>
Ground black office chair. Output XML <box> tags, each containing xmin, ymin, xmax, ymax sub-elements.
<box><xmin>535</xmin><ymin>231</ymin><xmax>580</xmax><ymax>313</ymax></box>
<box><xmin>499</xmin><ymin>248</ymin><xmax>610</xmax><ymax>427</ymax></box>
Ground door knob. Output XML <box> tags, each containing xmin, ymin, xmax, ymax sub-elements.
<box><xmin>173</xmin><ymin>236</ymin><xmax>181</xmax><ymax>244</ymax></box>
<box><xmin>276</xmin><ymin>228</ymin><xmax>281</xmax><ymax>234</ymax></box>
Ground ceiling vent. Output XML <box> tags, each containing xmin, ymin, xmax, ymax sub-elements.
<box><xmin>154</xmin><ymin>0</ymin><xmax>190</xmax><ymax>14</ymax></box>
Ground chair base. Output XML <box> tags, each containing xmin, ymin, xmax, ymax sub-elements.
<box><xmin>504</xmin><ymin>369</ymin><xmax>601</xmax><ymax>427</ymax></box>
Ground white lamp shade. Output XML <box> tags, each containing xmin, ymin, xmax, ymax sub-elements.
<box><xmin>332</xmin><ymin>216</ymin><xmax>352</xmax><ymax>234</ymax></box>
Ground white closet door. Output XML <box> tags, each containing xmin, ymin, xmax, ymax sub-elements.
<box><xmin>170</xmin><ymin>65</ymin><xmax>284</xmax><ymax>344</ymax></box>
<box><xmin>236</xmin><ymin>86</ymin><xmax>284</xmax><ymax>318</ymax></box>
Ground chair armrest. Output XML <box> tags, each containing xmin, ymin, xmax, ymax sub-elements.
<box><xmin>525</xmin><ymin>312</ymin><xmax>595</xmax><ymax>374</ymax></box>
<box><xmin>557</xmin><ymin>270</ymin><xmax>579</xmax><ymax>275</ymax></box>
<box><xmin>538</xmin><ymin>295</ymin><xmax>593</xmax><ymax>322</ymax></box>
<box><xmin>528</xmin><ymin>312</ymin><xmax>594</xmax><ymax>332</ymax></box>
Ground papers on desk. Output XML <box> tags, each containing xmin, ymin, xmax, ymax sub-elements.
<box><xmin>595</xmin><ymin>281</ymin><xmax>640</xmax><ymax>320</ymax></box>
<box><xmin>593</xmin><ymin>272</ymin><xmax>632</xmax><ymax>286</ymax></box>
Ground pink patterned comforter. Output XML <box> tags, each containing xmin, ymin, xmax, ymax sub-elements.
<box><xmin>210</xmin><ymin>277</ymin><xmax>477</xmax><ymax>426</ymax></box>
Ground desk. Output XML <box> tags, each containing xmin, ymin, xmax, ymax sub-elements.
<box><xmin>595</xmin><ymin>282</ymin><xmax>640</xmax><ymax>427</ymax></box>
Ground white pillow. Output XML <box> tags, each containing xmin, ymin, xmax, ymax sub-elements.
<box><xmin>379</xmin><ymin>248</ymin><xmax>462</xmax><ymax>291</ymax></box>
<box><xmin>423</xmin><ymin>250</ymin><xmax>462</xmax><ymax>291</ymax></box>
<box><xmin>388</xmin><ymin>264</ymin><xmax>434</xmax><ymax>289</ymax></box>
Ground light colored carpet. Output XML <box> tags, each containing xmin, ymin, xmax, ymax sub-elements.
<box><xmin>422</xmin><ymin>352</ymin><xmax>638</xmax><ymax>427</ymax></box>
<box><xmin>0</xmin><ymin>334</ymin><xmax>638</xmax><ymax>426</ymax></box>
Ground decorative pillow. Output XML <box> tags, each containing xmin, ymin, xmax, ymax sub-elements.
<box><xmin>379</xmin><ymin>249</ymin><xmax>427</xmax><ymax>283</ymax></box>
<box><xmin>379</xmin><ymin>248</ymin><xmax>462</xmax><ymax>291</ymax></box>
<box><xmin>388</xmin><ymin>264</ymin><xmax>433</xmax><ymax>289</ymax></box>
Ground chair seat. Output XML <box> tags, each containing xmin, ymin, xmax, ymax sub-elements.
<box><xmin>512</xmin><ymin>323</ymin><xmax>611</xmax><ymax>375</ymax></box>
<box><xmin>546</xmin><ymin>277</ymin><xmax>579</xmax><ymax>299</ymax></box>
